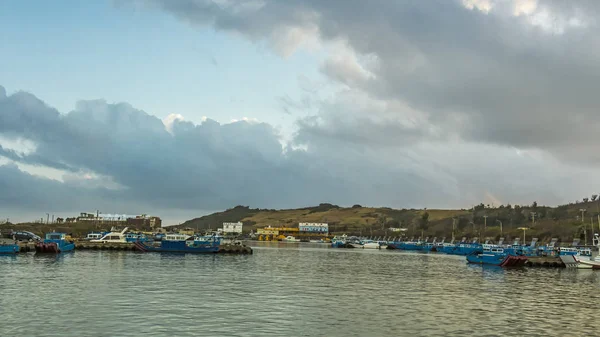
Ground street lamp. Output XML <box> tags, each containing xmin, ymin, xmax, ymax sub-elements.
<box><xmin>518</xmin><ymin>227</ymin><xmax>529</xmax><ymax>245</ymax></box>
<box><xmin>483</xmin><ymin>215</ymin><xmax>488</xmax><ymax>233</ymax></box>
<box><xmin>580</xmin><ymin>209</ymin><xmax>587</xmax><ymax>245</ymax></box>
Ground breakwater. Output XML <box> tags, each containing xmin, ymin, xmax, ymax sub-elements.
<box><xmin>15</xmin><ymin>241</ymin><xmax>253</xmax><ymax>254</ymax></box>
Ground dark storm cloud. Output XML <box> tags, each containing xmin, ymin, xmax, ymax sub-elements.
<box><xmin>1</xmin><ymin>86</ymin><xmax>456</xmax><ymax>215</ymax></box>
<box><xmin>138</xmin><ymin>0</ymin><xmax>600</xmax><ymax>162</ymax></box>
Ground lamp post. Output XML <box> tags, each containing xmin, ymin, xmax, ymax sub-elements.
<box><xmin>518</xmin><ymin>227</ymin><xmax>529</xmax><ymax>245</ymax></box>
<box><xmin>580</xmin><ymin>209</ymin><xmax>587</xmax><ymax>245</ymax></box>
<box><xmin>483</xmin><ymin>215</ymin><xmax>488</xmax><ymax>234</ymax></box>
<box><xmin>451</xmin><ymin>217</ymin><xmax>456</xmax><ymax>242</ymax></box>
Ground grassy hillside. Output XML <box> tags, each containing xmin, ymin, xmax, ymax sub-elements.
<box><xmin>5</xmin><ymin>197</ymin><xmax>600</xmax><ymax>244</ymax></box>
<box><xmin>178</xmin><ymin>200</ymin><xmax>600</xmax><ymax>244</ymax></box>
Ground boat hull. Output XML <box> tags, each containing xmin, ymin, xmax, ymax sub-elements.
<box><xmin>0</xmin><ymin>244</ymin><xmax>19</xmax><ymax>254</ymax></box>
<box><xmin>134</xmin><ymin>241</ymin><xmax>219</xmax><ymax>254</ymax></box>
<box><xmin>559</xmin><ymin>254</ymin><xmax>600</xmax><ymax>269</ymax></box>
<box><xmin>467</xmin><ymin>254</ymin><xmax>528</xmax><ymax>267</ymax></box>
<box><xmin>35</xmin><ymin>241</ymin><xmax>75</xmax><ymax>254</ymax></box>
<box><xmin>362</xmin><ymin>243</ymin><xmax>380</xmax><ymax>249</ymax></box>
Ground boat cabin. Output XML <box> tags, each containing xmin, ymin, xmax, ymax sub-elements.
<box><xmin>164</xmin><ymin>234</ymin><xmax>191</xmax><ymax>241</ymax></box>
<box><xmin>86</xmin><ymin>233</ymin><xmax>103</xmax><ymax>240</ymax></box>
<box><xmin>46</xmin><ymin>233</ymin><xmax>66</xmax><ymax>241</ymax></box>
<box><xmin>482</xmin><ymin>244</ymin><xmax>504</xmax><ymax>254</ymax></box>
<box><xmin>559</xmin><ymin>247</ymin><xmax>579</xmax><ymax>255</ymax></box>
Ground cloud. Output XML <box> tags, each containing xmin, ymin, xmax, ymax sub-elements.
<box><xmin>134</xmin><ymin>0</ymin><xmax>600</xmax><ymax>165</ymax></box>
<box><xmin>6</xmin><ymin>1</ymin><xmax>600</xmax><ymax>221</ymax></box>
<box><xmin>1</xmin><ymin>84</ymin><xmax>598</xmax><ymax>223</ymax></box>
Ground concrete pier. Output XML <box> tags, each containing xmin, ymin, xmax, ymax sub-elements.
<box><xmin>525</xmin><ymin>256</ymin><xmax>565</xmax><ymax>268</ymax></box>
<box><xmin>14</xmin><ymin>241</ymin><xmax>252</xmax><ymax>254</ymax></box>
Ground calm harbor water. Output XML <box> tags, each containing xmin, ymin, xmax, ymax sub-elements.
<box><xmin>1</xmin><ymin>242</ymin><xmax>599</xmax><ymax>336</ymax></box>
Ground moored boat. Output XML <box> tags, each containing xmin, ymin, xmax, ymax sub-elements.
<box><xmin>134</xmin><ymin>234</ymin><xmax>220</xmax><ymax>254</ymax></box>
<box><xmin>559</xmin><ymin>247</ymin><xmax>600</xmax><ymax>269</ymax></box>
<box><xmin>0</xmin><ymin>242</ymin><xmax>19</xmax><ymax>254</ymax></box>
<box><xmin>90</xmin><ymin>227</ymin><xmax>129</xmax><ymax>244</ymax></box>
<box><xmin>282</xmin><ymin>236</ymin><xmax>299</xmax><ymax>242</ymax></box>
<box><xmin>35</xmin><ymin>232</ymin><xmax>75</xmax><ymax>253</ymax></box>
<box><xmin>466</xmin><ymin>245</ymin><xmax>527</xmax><ymax>267</ymax></box>
<box><xmin>361</xmin><ymin>240</ymin><xmax>380</xmax><ymax>249</ymax></box>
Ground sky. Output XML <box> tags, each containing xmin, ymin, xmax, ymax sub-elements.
<box><xmin>1</xmin><ymin>0</ymin><xmax>600</xmax><ymax>225</ymax></box>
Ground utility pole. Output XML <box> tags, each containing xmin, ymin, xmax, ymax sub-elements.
<box><xmin>483</xmin><ymin>215</ymin><xmax>488</xmax><ymax>233</ymax></box>
<box><xmin>530</xmin><ymin>212</ymin><xmax>536</xmax><ymax>226</ymax></box>
<box><xmin>452</xmin><ymin>217</ymin><xmax>456</xmax><ymax>242</ymax></box>
<box><xmin>497</xmin><ymin>220</ymin><xmax>503</xmax><ymax>237</ymax></box>
<box><xmin>580</xmin><ymin>208</ymin><xmax>587</xmax><ymax>245</ymax></box>
<box><xmin>518</xmin><ymin>227</ymin><xmax>529</xmax><ymax>245</ymax></box>
<box><xmin>51</xmin><ymin>215</ymin><xmax>54</xmax><ymax>224</ymax></box>
<box><xmin>46</xmin><ymin>213</ymin><xmax>49</xmax><ymax>224</ymax></box>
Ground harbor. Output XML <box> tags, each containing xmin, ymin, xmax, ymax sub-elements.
<box><xmin>1</xmin><ymin>241</ymin><xmax>597</xmax><ymax>336</ymax></box>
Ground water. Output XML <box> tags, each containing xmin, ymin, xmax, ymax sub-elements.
<box><xmin>1</xmin><ymin>242</ymin><xmax>599</xmax><ymax>336</ymax></box>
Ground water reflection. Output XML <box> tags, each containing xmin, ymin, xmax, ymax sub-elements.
<box><xmin>1</xmin><ymin>247</ymin><xmax>599</xmax><ymax>336</ymax></box>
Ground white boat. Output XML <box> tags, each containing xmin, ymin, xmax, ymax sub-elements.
<box><xmin>90</xmin><ymin>227</ymin><xmax>129</xmax><ymax>244</ymax></box>
<box><xmin>85</xmin><ymin>232</ymin><xmax>103</xmax><ymax>240</ymax></box>
<box><xmin>361</xmin><ymin>240</ymin><xmax>381</xmax><ymax>249</ymax></box>
<box><xmin>282</xmin><ymin>236</ymin><xmax>299</xmax><ymax>242</ymax></box>
<box><xmin>559</xmin><ymin>246</ymin><xmax>600</xmax><ymax>269</ymax></box>
<box><xmin>309</xmin><ymin>239</ymin><xmax>326</xmax><ymax>243</ymax></box>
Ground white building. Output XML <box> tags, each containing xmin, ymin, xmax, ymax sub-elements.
<box><xmin>223</xmin><ymin>222</ymin><xmax>243</xmax><ymax>234</ymax></box>
<box><xmin>299</xmin><ymin>223</ymin><xmax>329</xmax><ymax>234</ymax></box>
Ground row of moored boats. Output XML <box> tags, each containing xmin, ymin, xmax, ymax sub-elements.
<box><xmin>331</xmin><ymin>234</ymin><xmax>600</xmax><ymax>268</ymax></box>
<box><xmin>0</xmin><ymin>227</ymin><xmax>224</xmax><ymax>255</ymax></box>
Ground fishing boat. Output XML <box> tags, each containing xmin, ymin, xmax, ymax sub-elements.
<box><xmin>466</xmin><ymin>244</ymin><xmax>528</xmax><ymax>267</ymax></box>
<box><xmin>35</xmin><ymin>232</ymin><xmax>75</xmax><ymax>253</ymax></box>
<box><xmin>453</xmin><ymin>241</ymin><xmax>483</xmax><ymax>256</ymax></box>
<box><xmin>282</xmin><ymin>236</ymin><xmax>299</xmax><ymax>242</ymax></box>
<box><xmin>90</xmin><ymin>227</ymin><xmax>129</xmax><ymax>244</ymax></box>
<box><xmin>84</xmin><ymin>232</ymin><xmax>105</xmax><ymax>241</ymax></box>
<box><xmin>331</xmin><ymin>235</ymin><xmax>348</xmax><ymax>248</ymax></box>
<box><xmin>398</xmin><ymin>241</ymin><xmax>423</xmax><ymax>251</ymax></box>
<box><xmin>438</xmin><ymin>242</ymin><xmax>457</xmax><ymax>254</ymax></box>
<box><xmin>361</xmin><ymin>240</ymin><xmax>380</xmax><ymax>249</ymax></box>
<box><xmin>0</xmin><ymin>242</ymin><xmax>19</xmax><ymax>254</ymax></box>
<box><xmin>124</xmin><ymin>232</ymin><xmax>152</xmax><ymax>243</ymax></box>
<box><xmin>559</xmin><ymin>247</ymin><xmax>600</xmax><ymax>269</ymax></box>
<box><xmin>134</xmin><ymin>234</ymin><xmax>220</xmax><ymax>253</ymax></box>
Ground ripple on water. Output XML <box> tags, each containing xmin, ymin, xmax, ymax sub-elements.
<box><xmin>0</xmin><ymin>246</ymin><xmax>596</xmax><ymax>336</ymax></box>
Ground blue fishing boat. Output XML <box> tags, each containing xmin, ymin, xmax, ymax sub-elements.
<box><xmin>35</xmin><ymin>233</ymin><xmax>75</xmax><ymax>253</ymax></box>
<box><xmin>452</xmin><ymin>240</ymin><xmax>483</xmax><ymax>255</ymax></box>
<box><xmin>134</xmin><ymin>234</ymin><xmax>220</xmax><ymax>253</ymax></box>
<box><xmin>399</xmin><ymin>241</ymin><xmax>423</xmax><ymax>251</ymax></box>
<box><xmin>124</xmin><ymin>232</ymin><xmax>152</xmax><ymax>243</ymax></box>
<box><xmin>0</xmin><ymin>242</ymin><xmax>19</xmax><ymax>254</ymax></box>
<box><xmin>466</xmin><ymin>245</ymin><xmax>528</xmax><ymax>267</ymax></box>
<box><xmin>438</xmin><ymin>243</ymin><xmax>457</xmax><ymax>254</ymax></box>
<box><xmin>331</xmin><ymin>234</ymin><xmax>348</xmax><ymax>248</ymax></box>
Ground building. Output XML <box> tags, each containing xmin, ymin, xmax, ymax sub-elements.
<box><xmin>222</xmin><ymin>222</ymin><xmax>243</xmax><ymax>234</ymax></box>
<box><xmin>299</xmin><ymin>223</ymin><xmax>329</xmax><ymax>234</ymax></box>
<box><xmin>76</xmin><ymin>212</ymin><xmax>162</xmax><ymax>229</ymax></box>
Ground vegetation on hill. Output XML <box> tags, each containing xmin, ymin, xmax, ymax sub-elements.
<box><xmin>178</xmin><ymin>197</ymin><xmax>600</xmax><ymax>244</ymax></box>
<box><xmin>5</xmin><ymin>195</ymin><xmax>600</xmax><ymax>244</ymax></box>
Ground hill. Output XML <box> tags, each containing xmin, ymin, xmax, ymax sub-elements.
<box><xmin>177</xmin><ymin>199</ymin><xmax>600</xmax><ymax>244</ymax></box>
